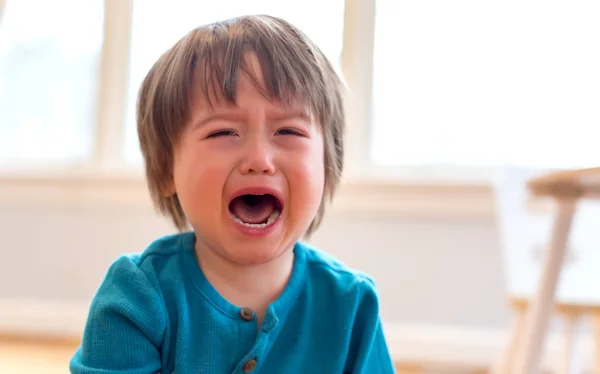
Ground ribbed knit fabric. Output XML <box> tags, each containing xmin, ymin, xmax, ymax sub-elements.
<box><xmin>70</xmin><ymin>232</ymin><xmax>395</xmax><ymax>373</ymax></box>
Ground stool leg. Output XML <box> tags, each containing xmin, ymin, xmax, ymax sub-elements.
<box><xmin>513</xmin><ymin>200</ymin><xmax>577</xmax><ymax>374</ymax></box>
<box><xmin>592</xmin><ymin>314</ymin><xmax>600</xmax><ymax>374</ymax></box>
<box><xmin>491</xmin><ymin>304</ymin><xmax>527</xmax><ymax>374</ymax></box>
<box><xmin>559</xmin><ymin>310</ymin><xmax>582</xmax><ymax>374</ymax></box>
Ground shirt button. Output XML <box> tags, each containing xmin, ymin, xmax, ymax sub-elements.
<box><xmin>239</xmin><ymin>307</ymin><xmax>254</xmax><ymax>321</ymax></box>
<box><xmin>242</xmin><ymin>358</ymin><xmax>257</xmax><ymax>372</ymax></box>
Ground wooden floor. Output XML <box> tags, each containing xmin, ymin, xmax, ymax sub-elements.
<box><xmin>0</xmin><ymin>336</ymin><xmax>78</xmax><ymax>374</ymax></box>
<box><xmin>0</xmin><ymin>336</ymin><xmax>487</xmax><ymax>374</ymax></box>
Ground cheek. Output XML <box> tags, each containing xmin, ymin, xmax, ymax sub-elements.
<box><xmin>308</xmin><ymin>146</ymin><xmax>326</xmax><ymax>192</ymax></box>
<box><xmin>287</xmin><ymin>136</ymin><xmax>326</xmax><ymax>206</ymax></box>
<box><xmin>174</xmin><ymin>135</ymin><xmax>228</xmax><ymax>184</ymax></box>
<box><xmin>171</xmin><ymin>144</ymin><xmax>229</xmax><ymax>221</ymax></box>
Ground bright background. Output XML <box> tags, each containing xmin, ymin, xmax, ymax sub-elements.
<box><xmin>1</xmin><ymin>0</ymin><xmax>599</xmax><ymax>370</ymax></box>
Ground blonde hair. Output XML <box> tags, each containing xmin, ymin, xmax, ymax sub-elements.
<box><xmin>137</xmin><ymin>14</ymin><xmax>345</xmax><ymax>237</ymax></box>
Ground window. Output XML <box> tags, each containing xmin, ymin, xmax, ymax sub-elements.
<box><xmin>123</xmin><ymin>0</ymin><xmax>345</xmax><ymax>164</ymax></box>
<box><xmin>4</xmin><ymin>0</ymin><xmax>595</xmax><ymax>187</ymax></box>
<box><xmin>372</xmin><ymin>0</ymin><xmax>600</xmax><ymax>170</ymax></box>
<box><xmin>0</xmin><ymin>0</ymin><xmax>104</xmax><ymax>168</ymax></box>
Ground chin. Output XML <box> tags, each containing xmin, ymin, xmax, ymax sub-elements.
<box><xmin>226</xmin><ymin>242</ymin><xmax>289</xmax><ymax>266</ymax></box>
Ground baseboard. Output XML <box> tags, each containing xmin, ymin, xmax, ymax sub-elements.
<box><xmin>0</xmin><ymin>298</ymin><xmax>89</xmax><ymax>339</ymax></box>
<box><xmin>0</xmin><ymin>298</ymin><xmax>596</xmax><ymax>371</ymax></box>
<box><xmin>384</xmin><ymin>322</ymin><xmax>596</xmax><ymax>372</ymax></box>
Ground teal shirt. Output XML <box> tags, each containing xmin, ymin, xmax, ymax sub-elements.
<box><xmin>70</xmin><ymin>232</ymin><xmax>395</xmax><ymax>373</ymax></box>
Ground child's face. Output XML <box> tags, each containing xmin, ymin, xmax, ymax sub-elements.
<box><xmin>170</xmin><ymin>54</ymin><xmax>325</xmax><ymax>265</ymax></box>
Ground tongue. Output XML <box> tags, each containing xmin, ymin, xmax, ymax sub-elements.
<box><xmin>230</xmin><ymin>195</ymin><xmax>276</xmax><ymax>224</ymax></box>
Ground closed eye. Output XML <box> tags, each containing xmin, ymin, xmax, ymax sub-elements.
<box><xmin>207</xmin><ymin>130</ymin><xmax>237</xmax><ymax>138</ymax></box>
<box><xmin>276</xmin><ymin>128</ymin><xmax>304</xmax><ymax>136</ymax></box>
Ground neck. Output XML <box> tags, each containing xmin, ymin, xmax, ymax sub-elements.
<box><xmin>195</xmin><ymin>243</ymin><xmax>295</xmax><ymax>325</ymax></box>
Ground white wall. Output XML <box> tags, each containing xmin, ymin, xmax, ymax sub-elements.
<box><xmin>0</xmin><ymin>190</ymin><xmax>510</xmax><ymax>331</ymax></box>
<box><xmin>6</xmin><ymin>183</ymin><xmax>600</xmax><ymax>370</ymax></box>
<box><xmin>312</xmin><ymin>213</ymin><xmax>509</xmax><ymax>328</ymax></box>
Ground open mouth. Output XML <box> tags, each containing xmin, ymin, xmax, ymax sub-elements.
<box><xmin>228</xmin><ymin>194</ymin><xmax>283</xmax><ymax>229</ymax></box>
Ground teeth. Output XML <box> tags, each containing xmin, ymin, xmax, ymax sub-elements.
<box><xmin>231</xmin><ymin>209</ymin><xmax>281</xmax><ymax>229</ymax></box>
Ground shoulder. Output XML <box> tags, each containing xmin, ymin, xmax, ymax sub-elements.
<box><xmin>95</xmin><ymin>232</ymin><xmax>192</xmax><ymax>310</ymax></box>
<box><xmin>83</xmin><ymin>233</ymin><xmax>193</xmax><ymax>332</ymax></box>
<box><xmin>299</xmin><ymin>241</ymin><xmax>378</xmax><ymax>287</ymax></box>
<box><xmin>287</xmin><ymin>245</ymin><xmax>393</xmax><ymax>373</ymax></box>
<box><xmin>71</xmin><ymin>234</ymin><xmax>192</xmax><ymax>372</ymax></box>
<box><xmin>109</xmin><ymin>231</ymin><xmax>191</xmax><ymax>282</ymax></box>
<box><xmin>129</xmin><ymin>231</ymin><xmax>191</xmax><ymax>266</ymax></box>
<box><xmin>296</xmin><ymin>241</ymin><xmax>380</xmax><ymax>308</ymax></box>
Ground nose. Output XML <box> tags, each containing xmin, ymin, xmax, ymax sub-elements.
<box><xmin>239</xmin><ymin>139</ymin><xmax>276</xmax><ymax>176</ymax></box>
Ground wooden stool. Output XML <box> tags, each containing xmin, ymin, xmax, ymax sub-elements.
<box><xmin>495</xmin><ymin>167</ymin><xmax>600</xmax><ymax>374</ymax></box>
<box><xmin>493</xmin><ymin>297</ymin><xmax>600</xmax><ymax>374</ymax></box>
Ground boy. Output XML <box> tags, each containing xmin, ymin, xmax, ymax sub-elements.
<box><xmin>70</xmin><ymin>14</ymin><xmax>395</xmax><ymax>373</ymax></box>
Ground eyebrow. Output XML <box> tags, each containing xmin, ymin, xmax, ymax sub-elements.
<box><xmin>192</xmin><ymin>108</ymin><xmax>313</xmax><ymax>130</ymax></box>
<box><xmin>192</xmin><ymin>111</ymin><xmax>242</xmax><ymax>130</ymax></box>
<box><xmin>270</xmin><ymin>109</ymin><xmax>313</xmax><ymax>123</ymax></box>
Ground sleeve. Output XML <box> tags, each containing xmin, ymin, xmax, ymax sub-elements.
<box><xmin>345</xmin><ymin>276</ymin><xmax>396</xmax><ymax>374</ymax></box>
<box><xmin>69</xmin><ymin>255</ymin><xmax>167</xmax><ymax>374</ymax></box>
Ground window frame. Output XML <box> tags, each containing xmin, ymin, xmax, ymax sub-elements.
<box><xmin>0</xmin><ymin>0</ymin><xmax>495</xmax><ymax>219</ymax></box>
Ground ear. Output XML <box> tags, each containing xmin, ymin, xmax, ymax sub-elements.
<box><xmin>163</xmin><ymin>179</ymin><xmax>176</xmax><ymax>197</ymax></box>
